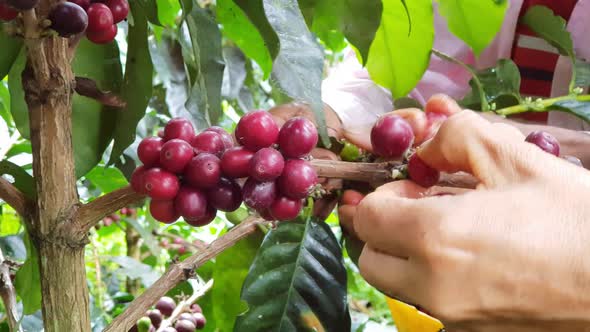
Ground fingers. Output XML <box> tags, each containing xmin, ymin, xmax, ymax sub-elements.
<box><xmin>389</xmin><ymin>108</ymin><xmax>428</xmax><ymax>145</ymax></box>
<box><xmin>425</xmin><ymin>94</ymin><xmax>462</xmax><ymax>116</ymax></box>
<box><xmin>417</xmin><ymin>109</ymin><xmax>543</xmax><ymax>188</ymax></box>
<box><xmin>353</xmin><ymin>181</ymin><xmax>436</xmax><ymax>257</ymax></box>
<box><xmin>358</xmin><ymin>246</ymin><xmax>420</xmax><ymax>305</ymax></box>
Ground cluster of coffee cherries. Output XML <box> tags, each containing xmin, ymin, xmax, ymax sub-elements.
<box><xmin>50</xmin><ymin>0</ymin><xmax>128</xmax><ymax>44</ymax></box>
<box><xmin>97</xmin><ymin>206</ymin><xmax>136</xmax><ymax>228</ymax></box>
<box><xmin>0</xmin><ymin>0</ymin><xmax>128</xmax><ymax>45</ymax></box>
<box><xmin>130</xmin><ymin>297</ymin><xmax>205</xmax><ymax>332</ymax></box>
<box><xmin>131</xmin><ymin>111</ymin><xmax>319</xmax><ymax>226</ymax></box>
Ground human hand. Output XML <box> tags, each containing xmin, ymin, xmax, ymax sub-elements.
<box><xmin>352</xmin><ymin>104</ymin><xmax>590</xmax><ymax>330</ymax></box>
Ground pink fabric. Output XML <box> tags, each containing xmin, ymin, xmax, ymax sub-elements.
<box><xmin>321</xmin><ymin>0</ymin><xmax>590</xmax><ymax>132</ymax></box>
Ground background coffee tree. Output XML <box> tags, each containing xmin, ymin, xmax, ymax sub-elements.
<box><xmin>1</xmin><ymin>0</ymin><xmax>588</xmax><ymax>331</ymax></box>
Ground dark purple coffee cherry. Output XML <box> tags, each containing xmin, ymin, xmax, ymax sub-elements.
<box><xmin>86</xmin><ymin>3</ymin><xmax>113</xmax><ymax>32</ymax></box>
<box><xmin>525</xmin><ymin>130</ymin><xmax>560</xmax><ymax>156</ymax></box>
<box><xmin>149</xmin><ymin>200</ymin><xmax>179</xmax><ymax>224</ymax></box>
<box><xmin>207</xmin><ymin>178</ymin><xmax>242</xmax><ymax>212</ymax></box>
<box><xmin>68</xmin><ymin>0</ymin><xmax>90</xmax><ymax>10</ymax></box>
<box><xmin>175</xmin><ymin>319</ymin><xmax>196</xmax><ymax>332</ymax></box>
<box><xmin>155</xmin><ymin>296</ymin><xmax>176</xmax><ymax>317</ymax></box>
<box><xmin>242</xmin><ymin>178</ymin><xmax>277</xmax><ymax>211</ymax></box>
<box><xmin>220</xmin><ymin>146</ymin><xmax>254</xmax><ymax>178</ymax></box>
<box><xmin>104</xmin><ymin>0</ymin><xmax>128</xmax><ymax>23</ymax></box>
<box><xmin>178</xmin><ymin>313</ymin><xmax>197</xmax><ymax>326</ymax></box>
<box><xmin>193</xmin><ymin>312</ymin><xmax>206</xmax><ymax>329</ymax></box>
<box><xmin>371</xmin><ymin>114</ymin><xmax>414</xmax><ymax>159</ymax></box>
<box><xmin>130</xmin><ymin>165</ymin><xmax>147</xmax><ymax>194</ymax></box>
<box><xmin>143</xmin><ymin>168</ymin><xmax>180</xmax><ymax>200</ymax></box>
<box><xmin>192</xmin><ymin>131</ymin><xmax>225</xmax><ymax>157</ymax></box>
<box><xmin>164</xmin><ymin>118</ymin><xmax>195</xmax><ymax>143</ymax></box>
<box><xmin>160</xmin><ymin>139</ymin><xmax>194</xmax><ymax>173</ymax></box>
<box><xmin>0</xmin><ymin>3</ymin><xmax>18</xmax><ymax>21</ymax></box>
<box><xmin>49</xmin><ymin>2</ymin><xmax>88</xmax><ymax>37</ymax></box>
<box><xmin>205</xmin><ymin>126</ymin><xmax>234</xmax><ymax>149</ymax></box>
<box><xmin>174</xmin><ymin>186</ymin><xmax>208</xmax><ymax>222</ymax></box>
<box><xmin>147</xmin><ymin>309</ymin><xmax>163</xmax><ymax>328</ymax></box>
<box><xmin>138</xmin><ymin>137</ymin><xmax>163</xmax><ymax>167</ymax></box>
<box><xmin>190</xmin><ymin>303</ymin><xmax>202</xmax><ymax>313</ymax></box>
<box><xmin>278</xmin><ymin>117</ymin><xmax>318</xmax><ymax>158</ymax></box>
<box><xmin>407</xmin><ymin>153</ymin><xmax>440</xmax><ymax>188</ymax></box>
<box><xmin>270</xmin><ymin>196</ymin><xmax>303</xmax><ymax>221</ymax></box>
<box><xmin>186</xmin><ymin>205</ymin><xmax>216</xmax><ymax>227</ymax></box>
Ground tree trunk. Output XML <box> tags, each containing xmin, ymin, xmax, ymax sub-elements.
<box><xmin>21</xmin><ymin>6</ymin><xmax>91</xmax><ymax>329</ymax></box>
<box><xmin>125</xmin><ymin>226</ymin><xmax>142</xmax><ymax>296</ymax></box>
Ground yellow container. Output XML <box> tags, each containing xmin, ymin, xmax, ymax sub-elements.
<box><xmin>386</xmin><ymin>297</ymin><xmax>445</xmax><ymax>332</ymax></box>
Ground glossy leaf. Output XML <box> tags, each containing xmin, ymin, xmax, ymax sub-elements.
<box><xmin>221</xmin><ymin>46</ymin><xmax>248</xmax><ymax>100</ymax></box>
<box><xmin>234</xmin><ymin>217</ymin><xmax>351</xmax><ymax>331</ymax></box>
<box><xmin>0</xmin><ymin>160</ymin><xmax>35</xmax><ymax>199</ymax></box>
<box><xmin>109</xmin><ymin>3</ymin><xmax>153</xmax><ymax>164</ymax></box>
<box><xmin>184</xmin><ymin>5</ymin><xmax>225</xmax><ymax>129</ymax></box>
<box><xmin>437</xmin><ymin>0</ymin><xmax>508</xmax><ymax>55</ymax></box>
<box><xmin>217</xmin><ymin>0</ymin><xmax>273</xmax><ymax>78</ymax></box>
<box><xmin>264</xmin><ymin>0</ymin><xmax>330</xmax><ymax>147</ymax></box>
<box><xmin>9</xmin><ymin>40</ymin><xmax>123</xmax><ymax>178</ymax></box>
<box><xmin>233</xmin><ymin>0</ymin><xmax>280</xmax><ymax>60</ymax></box>
<box><xmin>460</xmin><ymin>59</ymin><xmax>522</xmax><ymax>110</ymax></box>
<box><xmin>155</xmin><ymin>0</ymin><xmax>180</xmax><ymax>27</ymax></box>
<box><xmin>14</xmin><ymin>232</ymin><xmax>41</xmax><ymax>315</ymax></box>
<box><xmin>366</xmin><ymin>0</ymin><xmax>434</xmax><ymax>99</ymax></box>
<box><xmin>85</xmin><ymin>166</ymin><xmax>129</xmax><ymax>193</ymax></box>
<box><xmin>0</xmin><ymin>26</ymin><xmax>22</xmax><ymax>80</ymax></box>
<box><xmin>211</xmin><ymin>232</ymin><xmax>263</xmax><ymax>332</ymax></box>
<box><xmin>551</xmin><ymin>98</ymin><xmax>590</xmax><ymax>124</ymax></box>
<box><xmin>522</xmin><ymin>5</ymin><xmax>573</xmax><ymax>57</ymax></box>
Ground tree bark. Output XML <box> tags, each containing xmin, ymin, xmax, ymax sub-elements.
<box><xmin>21</xmin><ymin>5</ymin><xmax>91</xmax><ymax>331</ymax></box>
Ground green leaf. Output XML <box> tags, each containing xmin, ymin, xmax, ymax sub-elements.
<box><xmin>109</xmin><ymin>3</ymin><xmax>153</xmax><ymax>164</ymax></box>
<box><xmin>264</xmin><ymin>0</ymin><xmax>330</xmax><ymax>147</ymax></box>
<box><xmin>0</xmin><ymin>25</ymin><xmax>22</xmax><ymax>80</ymax></box>
<box><xmin>366</xmin><ymin>0</ymin><xmax>434</xmax><ymax>98</ymax></box>
<box><xmin>234</xmin><ymin>217</ymin><xmax>351</xmax><ymax>331</ymax></box>
<box><xmin>184</xmin><ymin>6</ymin><xmax>225</xmax><ymax>129</ymax></box>
<box><xmin>551</xmin><ymin>99</ymin><xmax>590</xmax><ymax>124</ymax></box>
<box><xmin>211</xmin><ymin>233</ymin><xmax>263</xmax><ymax>331</ymax></box>
<box><xmin>221</xmin><ymin>46</ymin><xmax>248</xmax><ymax>100</ymax></box>
<box><xmin>0</xmin><ymin>160</ymin><xmax>35</xmax><ymax>199</ymax></box>
<box><xmin>437</xmin><ymin>0</ymin><xmax>508</xmax><ymax>55</ymax></box>
<box><xmin>233</xmin><ymin>0</ymin><xmax>280</xmax><ymax>60</ymax></box>
<box><xmin>155</xmin><ymin>0</ymin><xmax>180</xmax><ymax>26</ymax></box>
<box><xmin>85</xmin><ymin>166</ymin><xmax>129</xmax><ymax>193</ymax></box>
<box><xmin>460</xmin><ymin>59</ymin><xmax>522</xmax><ymax>110</ymax></box>
<box><xmin>14</xmin><ymin>232</ymin><xmax>41</xmax><ymax>315</ymax></box>
<box><xmin>522</xmin><ymin>5</ymin><xmax>573</xmax><ymax>57</ymax></box>
<box><xmin>9</xmin><ymin>41</ymin><xmax>123</xmax><ymax>178</ymax></box>
<box><xmin>217</xmin><ymin>0</ymin><xmax>273</xmax><ymax>78</ymax></box>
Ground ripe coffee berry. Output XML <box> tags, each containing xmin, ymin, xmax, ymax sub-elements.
<box><xmin>130</xmin><ymin>165</ymin><xmax>147</xmax><ymax>194</ymax></box>
<box><xmin>155</xmin><ymin>297</ymin><xmax>176</xmax><ymax>317</ymax></box>
<box><xmin>194</xmin><ymin>312</ymin><xmax>206</xmax><ymax>329</ymax></box>
<box><xmin>160</xmin><ymin>139</ymin><xmax>194</xmax><ymax>173</ymax></box>
<box><xmin>49</xmin><ymin>2</ymin><xmax>88</xmax><ymax>37</ymax></box>
<box><xmin>270</xmin><ymin>196</ymin><xmax>303</xmax><ymax>221</ymax></box>
<box><xmin>68</xmin><ymin>0</ymin><xmax>90</xmax><ymax>10</ymax></box>
<box><xmin>6</xmin><ymin>0</ymin><xmax>39</xmax><ymax>10</ymax></box>
<box><xmin>277</xmin><ymin>159</ymin><xmax>318</xmax><ymax>199</ymax></box>
<box><xmin>86</xmin><ymin>3</ymin><xmax>113</xmax><ymax>32</ymax></box>
<box><xmin>190</xmin><ymin>303</ymin><xmax>202</xmax><ymax>313</ymax></box>
<box><xmin>138</xmin><ymin>137</ymin><xmax>163</xmax><ymax>167</ymax></box>
<box><xmin>104</xmin><ymin>0</ymin><xmax>128</xmax><ymax>23</ymax></box>
<box><xmin>186</xmin><ymin>205</ymin><xmax>216</xmax><ymax>227</ymax></box>
<box><xmin>220</xmin><ymin>146</ymin><xmax>254</xmax><ymax>178</ymax></box>
<box><xmin>175</xmin><ymin>319</ymin><xmax>196</xmax><ymax>332</ymax></box>
<box><xmin>86</xmin><ymin>24</ymin><xmax>117</xmax><ymax>44</ymax></box>
<box><xmin>235</xmin><ymin>110</ymin><xmax>279</xmax><ymax>151</ymax></box>
<box><xmin>149</xmin><ymin>200</ymin><xmax>179</xmax><ymax>224</ymax></box>
<box><xmin>205</xmin><ymin>126</ymin><xmax>234</xmax><ymax>149</ymax></box>
<box><xmin>192</xmin><ymin>131</ymin><xmax>225</xmax><ymax>157</ymax></box>
<box><xmin>249</xmin><ymin>147</ymin><xmax>285</xmax><ymax>181</ymax></box>
<box><xmin>143</xmin><ymin>168</ymin><xmax>180</xmax><ymax>200</ymax></box>
<box><xmin>164</xmin><ymin>118</ymin><xmax>195</xmax><ymax>143</ymax></box>
<box><xmin>278</xmin><ymin>117</ymin><xmax>318</xmax><ymax>158</ymax></box>
<box><xmin>207</xmin><ymin>178</ymin><xmax>242</xmax><ymax>212</ymax></box>
<box><xmin>525</xmin><ymin>130</ymin><xmax>560</xmax><ymax>156</ymax></box>
<box><xmin>371</xmin><ymin>115</ymin><xmax>414</xmax><ymax>158</ymax></box>
<box><xmin>174</xmin><ymin>186</ymin><xmax>207</xmax><ymax>221</ymax></box>
<box><xmin>242</xmin><ymin>178</ymin><xmax>277</xmax><ymax>211</ymax></box>
<box><xmin>407</xmin><ymin>153</ymin><xmax>440</xmax><ymax>188</ymax></box>
<box><xmin>184</xmin><ymin>153</ymin><xmax>221</xmax><ymax>189</ymax></box>
<box><xmin>0</xmin><ymin>3</ymin><xmax>18</xmax><ymax>21</ymax></box>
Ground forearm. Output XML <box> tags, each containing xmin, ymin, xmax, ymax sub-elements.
<box><xmin>480</xmin><ymin>112</ymin><xmax>590</xmax><ymax>168</ymax></box>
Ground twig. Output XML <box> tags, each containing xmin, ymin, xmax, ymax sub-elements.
<box><xmin>153</xmin><ymin>232</ymin><xmax>207</xmax><ymax>252</ymax></box>
<box><xmin>74</xmin><ymin>186</ymin><xmax>146</xmax><ymax>240</ymax></box>
<box><xmin>74</xmin><ymin>77</ymin><xmax>126</xmax><ymax>108</ymax></box>
<box><xmin>103</xmin><ymin>216</ymin><xmax>269</xmax><ymax>332</ymax></box>
<box><xmin>156</xmin><ymin>279</ymin><xmax>214</xmax><ymax>331</ymax></box>
<box><xmin>0</xmin><ymin>177</ymin><xmax>30</xmax><ymax>218</ymax></box>
<box><xmin>0</xmin><ymin>248</ymin><xmax>23</xmax><ymax>332</ymax></box>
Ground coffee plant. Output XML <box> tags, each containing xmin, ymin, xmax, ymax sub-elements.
<box><xmin>0</xmin><ymin>0</ymin><xmax>588</xmax><ymax>331</ymax></box>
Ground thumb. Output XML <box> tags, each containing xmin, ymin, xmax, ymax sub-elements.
<box><xmin>417</xmin><ymin>103</ymin><xmax>541</xmax><ymax>188</ymax></box>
